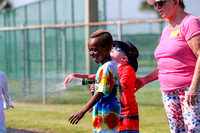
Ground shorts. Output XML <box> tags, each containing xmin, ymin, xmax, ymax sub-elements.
<box><xmin>117</xmin><ymin>115</ymin><xmax>139</xmax><ymax>133</ymax></box>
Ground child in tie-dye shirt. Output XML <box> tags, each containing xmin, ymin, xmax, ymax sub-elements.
<box><xmin>92</xmin><ymin>59</ymin><xmax>120</xmax><ymax>132</ymax></box>
<box><xmin>65</xmin><ymin>30</ymin><xmax>120</xmax><ymax>132</ymax></box>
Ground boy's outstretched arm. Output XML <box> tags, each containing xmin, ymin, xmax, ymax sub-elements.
<box><xmin>135</xmin><ymin>68</ymin><xmax>159</xmax><ymax>92</ymax></box>
<box><xmin>64</xmin><ymin>73</ymin><xmax>96</xmax><ymax>87</ymax></box>
<box><xmin>69</xmin><ymin>92</ymin><xmax>103</xmax><ymax>124</ymax></box>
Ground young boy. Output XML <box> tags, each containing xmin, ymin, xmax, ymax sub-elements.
<box><xmin>66</xmin><ymin>30</ymin><xmax>121</xmax><ymax>132</ymax></box>
<box><xmin>110</xmin><ymin>41</ymin><xmax>139</xmax><ymax>133</ymax></box>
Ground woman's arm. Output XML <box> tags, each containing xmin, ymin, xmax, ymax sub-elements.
<box><xmin>187</xmin><ymin>34</ymin><xmax>200</xmax><ymax>106</ymax></box>
<box><xmin>135</xmin><ymin>68</ymin><xmax>159</xmax><ymax>91</ymax></box>
<box><xmin>69</xmin><ymin>92</ymin><xmax>103</xmax><ymax>124</ymax></box>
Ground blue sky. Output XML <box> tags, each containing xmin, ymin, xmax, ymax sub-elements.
<box><xmin>106</xmin><ymin>0</ymin><xmax>200</xmax><ymax>20</ymax></box>
<box><xmin>9</xmin><ymin>0</ymin><xmax>200</xmax><ymax>21</ymax></box>
<box><xmin>8</xmin><ymin>0</ymin><xmax>36</xmax><ymax>7</ymax></box>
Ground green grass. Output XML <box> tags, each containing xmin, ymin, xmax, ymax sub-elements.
<box><xmin>136</xmin><ymin>86</ymin><xmax>163</xmax><ymax>106</ymax></box>
<box><xmin>5</xmin><ymin>103</ymin><xmax>169</xmax><ymax>133</ymax></box>
<box><xmin>5</xmin><ymin>81</ymin><xmax>170</xmax><ymax>132</ymax></box>
<box><xmin>5</xmin><ymin>104</ymin><xmax>92</xmax><ymax>133</ymax></box>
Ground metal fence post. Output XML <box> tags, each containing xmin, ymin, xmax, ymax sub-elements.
<box><xmin>85</xmin><ymin>0</ymin><xmax>90</xmax><ymax>74</ymax></box>
<box><xmin>117</xmin><ymin>21</ymin><xmax>122</xmax><ymax>41</ymax></box>
<box><xmin>62</xmin><ymin>21</ymin><xmax>66</xmax><ymax>74</ymax></box>
<box><xmin>42</xmin><ymin>26</ymin><xmax>46</xmax><ymax>104</ymax></box>
<box><xmin>21</xmin><ymin>23</ymin><xmax>26</xmax><ymax>96</ymax></box>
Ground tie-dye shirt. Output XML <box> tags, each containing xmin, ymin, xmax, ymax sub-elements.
<box><xmin>93</xmin><ymin>60</ymin><xmax>121</xmax><ymax>133</ymax></box>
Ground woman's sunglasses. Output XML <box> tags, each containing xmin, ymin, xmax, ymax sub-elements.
<box><xmin>154</xmin><ymin>0</ymin><xmax>166</xmax><ymax>7</ymax></box>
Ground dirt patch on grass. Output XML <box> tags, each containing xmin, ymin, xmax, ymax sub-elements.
<box><xmin>7</xmin><ymin>128</ymin><xmax>42</xmax><ymax>133</ymax></box>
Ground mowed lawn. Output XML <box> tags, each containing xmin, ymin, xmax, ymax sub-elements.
<box><xmin>5</xmin><ymin>85</ymin><xmax>170</xmax><ymax>133</ymax></box>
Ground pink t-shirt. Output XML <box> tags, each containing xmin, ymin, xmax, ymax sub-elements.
<box><xmin>154</xmin><ymin>14</ymin><xmax>200</xmax><ymax>91</ymax></box>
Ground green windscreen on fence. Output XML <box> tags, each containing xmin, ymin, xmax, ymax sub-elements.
<box><xmin>0</xmin><ymin>0</ymin><xmax>169</xmax><ymax>103</ymax></box>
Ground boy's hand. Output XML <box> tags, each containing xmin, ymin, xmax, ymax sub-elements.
<box><xmin>120</xmin><ymin>83</ymin><xmax>126</xmax><ymax>92</ymax></box>
<box><xmin>89</xmin><ymin>84</ymin><xmax>94</xmax><ymax>94</ymax></box>
<box><xmin>69</xmin><ymin>110</ymin><xmax>85</xmax><ymax>124</ymax></box>
<box><xmin>64</xmin><ymin>74</ymin><xmax>75</xmax><ymax>87</ymax></box>
<box><xmin>135</xmin><ymin>77</ymin><xmax>146</xmax><ymax>91</ymax></box>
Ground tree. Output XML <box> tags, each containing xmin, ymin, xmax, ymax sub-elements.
<box><xmin>140</xmin><ymin>0</ymin><xmax>162</xmax><ymax>18</ymax></box>
<box><xmin>0</xmin><ymin>0</ymin><xmax>12</xmax><ymax>12</ymax></box>
<box><xmin>140</xmin><ymin>0</ymin><xmax>164</xmax><ymax>33</ymax></box>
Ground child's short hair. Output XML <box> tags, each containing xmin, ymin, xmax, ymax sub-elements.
<box><xmin>90</xmin><ymin>29</ymin><xmax>113</xmax><ymax>50</ymax></box>
<box><xmin>113</xmin><ymin>40</ymin><xmax>139</xmax><ymax>72</ymax></box>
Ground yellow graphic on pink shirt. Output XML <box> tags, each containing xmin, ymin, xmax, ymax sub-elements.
<box><xmin>169</xmin><ymin>29</ymin><xmax>180</xmax><ymax>38</ymax></box>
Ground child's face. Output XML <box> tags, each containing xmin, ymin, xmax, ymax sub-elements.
<box><xmin>110</xmin><ymin>46</ymin><xmax>126</xmax><ymax>63</ymax></box>
<box><xmin>88</xmin><ymin>38</ymin><xmax>110</xmax><ymax>64</ymax></box>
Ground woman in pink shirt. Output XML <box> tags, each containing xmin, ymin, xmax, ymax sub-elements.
<box><xmin>136</xmin><ymin>0</ymin><xmax>200</xmax><ymax>132</ymax></box>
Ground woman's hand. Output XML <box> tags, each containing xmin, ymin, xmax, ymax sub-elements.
<box><xmin>187</xmin><ymin>86</ymin><xmax>199</xmax><ymax>106</ymax></box>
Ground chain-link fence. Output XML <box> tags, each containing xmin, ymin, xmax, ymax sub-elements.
<box><xmin>0</xmin><ymin>20</ymin><xmax>165</xmax><ymax>104</ymax></box>
<box><xmin>0</xmin><ymin>0</ymin><xmax>198</xmax><ymax>104</ymax></box>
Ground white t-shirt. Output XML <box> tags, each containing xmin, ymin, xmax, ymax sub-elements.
<box><xmin>0</xmin><ymin>71</ymin><xmax>12</xmax><ymax>123</ymax></box>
